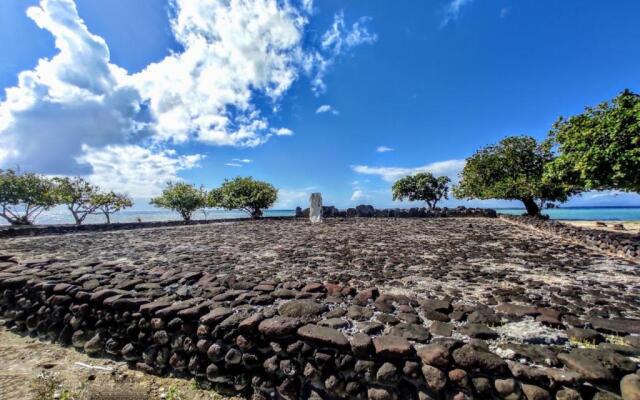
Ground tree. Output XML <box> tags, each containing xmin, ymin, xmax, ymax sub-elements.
<box><xmin>150</xmin><ymin>182</ymin><xmax>207</xmax><ymax>221</ymax></box>
<box><xmin>545</xmin><ymin>89</ymin><xmax>640</xmax><ymax>192</ymax></box>
<box><xmin>208</xmin><ymin>177</ymin><xmax>277</xmax><ymax>219</ymax></box>
<box><xmin>52</xmin><ymin>177</ymin><xmax>101</xmax><ymax>225</ymax></box>
<box><xmin>0</xmin><ymin>169</ymin><xmax>57</xmax><ymax>225</ymax></box>
<box><xmin>91</xmin><ymin>192</ymin><xmax>133</xmax><ymax>224</ymax></box>
<box><xmin>392</xmin><ymin>172</ymin><xmax>451</xmax><ymax>210</ymax></box>
<box><xmin>453</xmin><ymin>136</ymin><xmax>574</xmax><ymax>216</ymax></box>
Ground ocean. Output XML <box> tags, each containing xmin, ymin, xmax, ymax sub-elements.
<box><xmin>496</xmin><ymin>206</ymin><xmax>640</xmax><ymax>221</ymax></box>
<box><xmin>1</xmin><ymin>206</ymin><xmax>639</xmax><ymax>226</ymax></box>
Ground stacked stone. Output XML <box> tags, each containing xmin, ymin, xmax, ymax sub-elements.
<box><xmin>295</xmin><ymin>205</ymin><xmax>497</xmax><ymax>219</ymax></box>
<box><xmin>1</xmin><ymin>253</ymin><xmax>639</xmax><ymax>399</ymax></box>
<box><xmin>0</xmin><ymin>216</ymin><xmax>296</xmax><ymax>239</ymax></box>
<box><xmin>503</xmin><ymin>215</ymin><xmax>640</xmax><ymax>261</ymax></box>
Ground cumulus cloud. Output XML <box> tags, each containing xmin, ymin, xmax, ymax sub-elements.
<box><xmin>0</xmin><ymin>0</ymin><xmax>376</xmax><ymax>190</ymax></box>
<box><xmin>350</xmin><ymin>189</ymin><xmax>371</xmax><ymax>202</ymax></box>
<box><xmin>76</xmin><ymin>144</ymin><xmax>203</xmax><ymax>198</ymax></box>
<box><xmin>274</xmin><ymin>186</ymin><xmax>317</xmax><ymax>208</ymax></box>
<box><xmin>441</xmin><ymin>0</ymin><xmax>473</xmax><ymax>27</ymax></box>
<box><xmin>376</xmin><ymin>146</ymin><xmax>394</xmax><ymax>153</ymax></box>
<box><xmin>315</xmin><ymin>104</ymin><xmax>339</xmax><ymax>115</ymax></box>
<box><xmin>0</xmin><ymin>0</ymin><xmax>151</xmax><ymax>174</ymax></box>
<box><xmin>352</xmin><ymin>159</ymin><xmax>466</xmax><ymax>182</ymax></box>
<box><xmin>273</xmin><ymin>127</ymin><xmax>294</xmax><ymax>136</ymax></box>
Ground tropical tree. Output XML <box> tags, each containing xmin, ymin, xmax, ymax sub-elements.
<box><xmin>453</xmin><ymin>136</ymin><xmax>574</xmax><ymax>216</ymax></box>
<box><xmin>91</xmin><ymin>192</ymin><xmax>133</xmax><ymax>224</ymax></box>
<box><xmin>392</xmin><ymin>172</ymin><xmax>451</xmax><ymax>210</ymax></box>
<box><xmin>0</xmin><ymin>169</ymin><xmax>58</xmax><ymax>225</ymax></box>
<box><xmin>150</xmin><ymin>182</ymin><xmax>207</xmax><ymax>221</ymax></box>
<box><xmin>52</xmin><ymin>176</ymin><xmax>101</xmax><ymax>225</ymax></box>
<box><xmin>208</xmin><ymin>177</ymin><xmax>277</xmax><ymax>219</ymax></box>
<box><xmin>545</xmin><ymin>89</ymin><xmax>640</xmax><ymax>192</ymax></box>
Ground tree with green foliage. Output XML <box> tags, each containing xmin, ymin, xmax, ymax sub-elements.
<box><xmin>52</xmin><ymin>176</ymin><xmax>101</xmax><ymax>225</ymax></box>
<box><xmin>91</xmin><ymin>191</ymin><xmax>133</xmax><ymax>224</ymax></box>
<box><xmin>392</xmin><ymin>172</ymin><xmax>451</xmax><ymax>210</ymax></box>
<box><xmin>453</xmin><ymin>136</ymin><xmax>574</xmax><ymax>216</ymax></box>
<box><xmin>0</xmin><ymin>169</ymin><xmax>58</xmax><ymax>225</ymax></box>
<box><xmin>208</xmin><ymin>177</ymin><xmax>277</xmax><ymax>219</ymax></box>
<box><xmin>545</xmin><ymin>89</ymin><xmax>640</xmax><ymax>192</ymax></box>
<box><xmin>150</xmin><ymin>182</ymin><xmax>207</xmax><ymax>221</ymax></box>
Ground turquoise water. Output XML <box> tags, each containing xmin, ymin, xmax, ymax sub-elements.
<box><xmin>0</xmin><ymin>208</ymin><xmax>296</xmax><ymax>226</ymax></box>
<box><xmin>2</xmin><ymin>207</ymin><xmax>639</xmax><ymax>225</ymax></box>
<box><xmin>497</xmin><ymin>207</ymin><xmax>640</xmax><ymax>221</ymax></box>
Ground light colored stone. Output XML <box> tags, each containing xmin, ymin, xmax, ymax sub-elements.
<box><xmin>309</xmin><ymin>192</ymin><xmax>322</xmax><ymax>223</ymax></box>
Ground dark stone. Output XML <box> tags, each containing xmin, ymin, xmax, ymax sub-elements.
<box><xmin>389</xmin><ymin>323</ymin><xmax>431</xmax><ymax>343</ymax></box>
<box><xmin>373</xmin><ymin>335</ymin><xmax>413</xmax><ymax>358</ymax></box>
<box><xmin>278</xmin><ymin>300</ymin><xmax>326</xmax><ymax>318</ymax></box>
<box><xmin>452</xmin><ymin>344</ymin><xmax>507</xmax><ymax>372</ymax></box>
<box><xmin>417</xmin><ymin>344</ymin><xmax>449</xmax><ymax>368</ymax></box>
<box><xmin>258</xmin><ymin>317</ymin><xmax>301</xmax><ymax>337</ymax></box>
<box><xmin>297</xmin><ymin>324</ymin><xmax>349</xmax><ymax>348</ymax></box>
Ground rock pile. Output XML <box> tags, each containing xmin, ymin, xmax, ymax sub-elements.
<box><xmin>295</xmin><ymin>205</ymin><xmax>497</xmax><ymax>219</ymax></box>
<box><xmin>0</xmin><ymin>218</ymin><xmax>639</xmax><ymax>399</ymax></box>
<box><xmin>503</xmin><ymin>215</ymin><xmax>640</xmax><ymax>261</ymax></box>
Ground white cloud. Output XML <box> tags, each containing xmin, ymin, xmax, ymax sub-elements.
<box><xmin>76</xmin><ymin>144</ymin><xmax>204</xmax><ymax>198</ymax></box>
<box><xmin>351</xmin><ymin>189</ymin><xmax>372</xmax><ymax>202</ymax></box>
<box><xmin>0</xmin><ymin>0</ymin><xmax>376</xmax><ymax>190</ymax></box>
<box><xmin>376</xmin><ymin>146</ymin><xmax>394</xmax><ymax>153</ymax></box>
<box><xmin>0</xmin><ymin>0</ymin><xmax>151</xmax><ymax>174</ymax></box>
<box><xmin>352</xmin><ymin>159</ymin><xmax>466</xmax><ymax>182</ymax></box>
<box><xmin>274</xmin><ymin>186</ymin><xmax>317</xmax><ymax>208</ymax></box>
<box><xmin>273</xmin><ymin>127</ymin><xmax>294</xmax><ymax>136</ymax></box>
<box><xmin>315</xmin><ymin>104</ymin><xmax>339</xmax><ymax>115</ymax></box>
<box><xmin>441</xmin><ymin>0</ymin><xmax>473</xmax><ymax>27</ymax></box>
<box><xmin>231</xmin><ymin>158</ymin><xmax>252</xmax><ymax>163</ymax></box>
<box><xmin>308</xmin><ymin>12</ymin><xmax>376</xmax><ymax>94</ymax></box>
<box><xmin>225</xmin><ymin>163</ymin><xmax>243</xmax><ymax>167</ymax></box>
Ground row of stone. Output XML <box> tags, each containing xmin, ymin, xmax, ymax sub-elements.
<box><xmin>295</xmin><ymin>205</ymin><xmax>498</xmax><ymax>219</ymax></box>
<box><xmin>502</xmin><ymin>216</ymin><xmax>640</xmax><ymax>261</ymax></box>
<box><xmin>1</xmin><ymin>257</ymin><xmax>639</xmax><ymax>399</ymax></box>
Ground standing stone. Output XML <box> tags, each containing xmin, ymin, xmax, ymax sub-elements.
<box><xmin>309</xmin><ymin>193</ymin><xmax>323</xmax><ymax>223</ymax></box>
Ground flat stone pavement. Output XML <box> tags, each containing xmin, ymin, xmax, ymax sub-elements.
<box><xmin>1</xmin><ymin>218</ymin><xmax>638</xmax><ymax>321</ymax></box>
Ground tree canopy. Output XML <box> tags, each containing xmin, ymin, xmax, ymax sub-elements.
<box><xmin>52</xmin><ymin>176</ymin><xmax>101</xmax><ymax>225</ymax></box>
<box><xmin>0</xmin><ymin>169</ymin><xmax>57</xmax><ymax>225</ymax></box>
<box><xmin>150</xmin><ymin>182</ymin><xmax>207</xmax><ymax>221</ymax></box>
<box><xmin>208</xmin><ymin>177</ymin><xmax>277</xmax><ymax>219</ymax></box>
<box><xmin>392</xmin><ymin>172</ymin><xmax>450</xmax><ymax>210</ymax></box>
<box><xmin>545</xmin><ymin>89</ymin><xmax>640</xmax><ymax>192</ymax></box>
<box><xmin>91</xmin><ymin>191</ymin><xmax>133</xmax><ymax>223</ymax></box>
<box><xmin>453</xmin><ymin>136</ymin><xmax>573</xmax><ymax>216</ymax></box>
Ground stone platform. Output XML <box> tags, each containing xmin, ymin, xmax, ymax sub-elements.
<box><xmin>0</xmin><ymin>218</ymin><xmax>639</xmax><ymax>399</ymax></box>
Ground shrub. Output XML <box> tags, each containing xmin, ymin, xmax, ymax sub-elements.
<box><xmin>0</xmin><ymin>169</ymin><xmax>57</xmax><ymax>225</ymax></box>
<box><xmin>453</xmin><ymin>136</ymin><xmax>573</xmax><ymax>216</ymax></box>
<box><xmin>209</xmin><ymin>177</ymin><xmax>277</xmax><ymax>219</ymax></box>
<box><xmin>392</xmin><ymin>172</ymin><xmax>450</xmax><ymax>210</ymax></box>
<box><xmin>150</xmin><ymin>182</ymin><xmax>207</xmax><ymax>221</ymax></box>
<box><xmin>91</xmin><ymin>191</ymin><xmax>133</xmax><ymax>223</ymax></box>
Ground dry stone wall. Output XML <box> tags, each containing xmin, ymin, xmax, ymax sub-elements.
<box><xmin>295</xmin><ymin>205</ymin><xmax>497</xmax><ymax>219</ymax></box>
<box><xmin>502</xmin><ymin>215</ymin><xmax>640</xmax><ymax>262</ymax></box>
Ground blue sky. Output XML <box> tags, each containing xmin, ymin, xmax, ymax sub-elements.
<box><xmin>1</xmin><ymin>0</ymin><xmax>639</xmax><ymax>210</ymax></box>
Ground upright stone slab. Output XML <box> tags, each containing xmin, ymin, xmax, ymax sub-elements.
<box><xmin>309</xmin><ymin>193</ymin><xmax>322</xmax><ymax>223</ymax></box>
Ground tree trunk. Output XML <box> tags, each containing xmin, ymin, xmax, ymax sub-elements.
<box><xmin>9</xmin><ymin>216</ymin><xmax>32</xmax><ymax>226</ymax></box>
<box><xmin>250</xmin><ymin>208</ymin><xmax>262</xmax><ymax>219</ymax></box>
<box><xmin>104</xmin><ymin>212</ymin><xmax>111</xmax><ymax>224</ymax></box>
<box><xmin>521</xmin><ymin>197</ymin><xmax>540</xmax><ymax>216</ymax></box>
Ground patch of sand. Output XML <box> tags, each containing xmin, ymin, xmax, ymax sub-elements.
<box><xmin>0</xmin><ymin>325</ymin><xmax>237</xmax><ymax>400</ymax></box>
<box><xmin>562</xmin><ymin>220</ymin><xmax>640</xmax><ymax>233</ymax></box>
